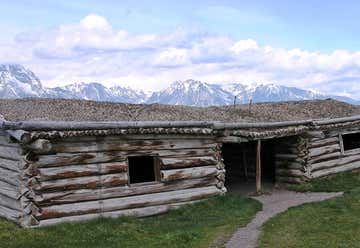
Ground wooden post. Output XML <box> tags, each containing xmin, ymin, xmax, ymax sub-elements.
<box><xmin>256</xmin><ymin>140</ymin><xmax>262</xmax><ymax>193</ymax></box>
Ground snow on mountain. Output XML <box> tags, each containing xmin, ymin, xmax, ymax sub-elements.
<box><xmin>146</xmin><ymin>79</ymin><xmax>234</xmax><ymax>106</ymax></box>
<box><xmin>1</xmin><ymin>64</ymin><xmax>359</xmax><ymax>106</ymax></box>
<box><xmin>0</xmin><ymin>64</ymin><xmax>45</xmax><ymax>98</ymax></box>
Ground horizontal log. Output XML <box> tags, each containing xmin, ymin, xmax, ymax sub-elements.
<box><xmin>303</xmin><ymin>131</ymin><xmax>325</xmax><ymax>139</ymax></box>
<box><xmin>32</xmin><ymin>148</ymin><xmax>216</xmax><ymax>167</ymax></box>
<box><xmin>51</xmin><ymin>139</ymin><xmax>217</xmax><ymax>153</ymax></box>
<box><xmin>34</xmin><ymin>173</ymin><xmax>128</xmax><ymax>192</ymax></box>
<box><xmin>0</xmin><ymin>205</ymin><xmax>22</xmax><ymax>221</ymax></box>
<box><xmin>37</xmin><ymin>200</ymin><xmax>201</xmax><ymax>227</ymax></box>
<box><xmin>311</xmin><ymin>161</ymin><xmax>360</xmax><ymax>178</ymax></box>
<box><xmin>308</xmin><ymin>137</ymin><xmax>339</xmax><ymax>149</ymax></box>
<box><xmin>160</xmin><ymin>156</ymin><xmax>218</xmax><ymax>169</ymax></box>
<box><xmin>160</xmin><ymin>166</ymin><xmax>219</xmax><ymax>182</ymax></box>
<box><xmin>309</xmin><ymin>144</ymin><xmax>340</xmax><ymax>158</ymax></box>
<box><xmin>0</xmin><ymin>180</ymin><xmax>19</xmax><ymax>199</ymax></box>
<box><xmin>0</xmin><ymin>194</ymin><xmax>21</xmax><ymax>210</ymax></box>
<box><xmin>0</xmin><ymin>146</ymin><xmax>21</xmax><ymax>160</ymax></box>
<box><xmin>0</xmin><ymin>157</ymin><xmax>19</xmax><ymax>172</ymax></box>
<box><xmin>342</xmin><ymin>148</ymin><xmax>360</xmax><ymax>156</ymax></box>
<box><xmin>36</xmin><ymin>177</ymin><xmax>217</xmax><ymax>205</ymax></box>
<box><xmin>307</xmin><ymin>151</ymin><xmax>341</xmax><ymax>165</ymax></box>
<box><xmin>37</xmin><ymin>186</ymin><xmax>220</xmax><ymax>220</ymax></box>
<box><xmin>0</xmin><ymin>168</ymin><xmax>20</xmax><ymax>186</ymax></box>
<box><xmin>63</xmin><ymin>134</ymin><xmax>214</xmax><ymax>142</ymax></box>
<box><xmin>37</xmin><ymin>162</ymin><xmax>128</xmax><ymax>181</ymax></box>
<box><xmin>4</xmin><ymin>120</ymin><xmax>214</xmax><ymax>131</ymax></box>
<box><xmin>311</xmin><ymin>154</ymin><xmax>360</xmax><ymax>172</ymax></box>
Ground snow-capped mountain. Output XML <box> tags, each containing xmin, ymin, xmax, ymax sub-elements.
<box><xmin>146</xmin><ymin>80</ymin><xmax>234</xmax><ymax>106</ymax></box>
<box><xmin>147</xmin><ymin>80</ymin><xmax>359</xmax><ymax>106</ymax></box>
<box><xmin>0</xmin><ymin>64</ymin><xmax>45</xmax><ymax>98</ymax></box>
<box><xmin>46</xmin><ymin>82</ymin><xmax>147</xmax><ymax>103</ymax></box>
<box><xmin>0</xmin><ymin>64</ymin><xmax>359</xmax><ymax>106</ymax></box>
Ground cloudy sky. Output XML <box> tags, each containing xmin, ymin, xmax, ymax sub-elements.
<box><xmin>1</xmin><ymin>0</ymin><xmax>360</xmax><ymax>98</ymax></box>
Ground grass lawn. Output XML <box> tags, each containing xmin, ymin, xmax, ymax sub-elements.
<box><xmin>0</xmin><ymin>194</ymin><xmax>261</xmax><ymax>248</ymax></box>
<box><xmin>259</xmin><ymin>170</ymin><xmax>360</xmax><ymax>248</ymax></box>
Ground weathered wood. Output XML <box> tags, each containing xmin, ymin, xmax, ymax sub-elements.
<box><xmin>307</xmin><ymin>151</ymin><xmax>341</xmax><ymax>164</ymax></box>
<box><xmin>339</xmin><ymin>134</ymin><xmax>345</xmax><ymax>155</ymax></box>
<box><xmin>0</xmin><ymin>146</ymin><xmax>21</xmax><ymax>160</ymax></box>
<box><xmin>29</xmin><ymin>148</ymin><xmax>216</xmax><ymax>167</ymax></box>
<box><xmin>0</xmin><ymin>180</ymin><xmax>19</xmax><ymax>199</ymax></box>
<box><xmin>37</xmin><ymin>200</ymin><xmax>202</xmax><ymax>227</ymax></box>
<box><xmin>33</xmin><ymin>173</ymin><xmax>128</xmax><ymax>192</ymax></box>
<box><xmin>0</xmin><ymin>135</ymin><xmax>19</xmax><ymax>147</ymax></box>
<box><xmin>4</xmin><ymin>120</ymin><xmax>214</xmax><ymax>131</ymax></box>
<box><xmin>51</xmin><ymin>139</ymin><xmax>217</xmax><ymax>153</ymax></box>
<box><xmin>36</xmin><ymin>177</ymin><xmax>217</xmax><ymax>205</ymax></box>
<box><xmin>64</xmin><ymin>134</ymin><xmax>214</xmax><ymax>142</ymax></box>
<box><xmin>0</xmin><ymin>205</ymin><xmax>22</xmax><ymax>221</ymax></box>
<box><xmin>311</xmin><ymin>154</ymin><xmax>360</xmax><ymax>172</ymax></box>
<box><xmin>303</xmin><ymin>131</ymin><xmax>325</xmax><ymax>139</ymax></box>
<box><xmin>5</xmin><ymin>130</ymin><xmax>31</xmax><ymax>144</ymax></box>
<box><xmin>26</xmin><ymin>139</ymin><xmax>52</xmax><ymax>153</ymax></box>
<box><xmin>0</xmin><ymin>157</ymin><xmax>19</xmax><ymax>172</ymax></box>
<box><xmin>160</xmin><ymin>166</ymin><xmax>219</xmax><ymax>182</ymax></box>
<box><xmin>312</xmin><ymin>161</ymin><xmax>360</xmax><ymax>178</ymax></box>
<box><xmin>256</xmin><ymin>140</ymin><xmax>261</xmax><ymax>193</ymax></box>
<box><xmin>160</xmin><ymin>156</ymin><xmax>217</xmax><ymax>169</ymax></box>
<box><xmin>37</xmin><ymin>186</ymin><xmax>220</xmax><ymax>220</ymax></box>
<box><xmin>218</xmin><ymin>136</ymin><xmax>248</xmax><ymax>143</ymax></box>
<box><xmin>308</xmin><ymin>144</ymin><xmax>340</xmax><ymax>158</ymax></box>
<box><xmin>308</xmin><ymin>137</ymin><xmax>339</xmax><ymax>149</ymax></box>
<box><xmin>37</xmin><ymin>162</ymin><xmax>128</xmax><ymax>181</ymax></box>
<box><xmin>0</xmin><ymin>168</ymin><xmax>20</xmax><ymax>186</ymax></box>
<box><xmin>0</xmin><ymin>194</ymin><xmax>21</xmax><ymax>210</ymax></box>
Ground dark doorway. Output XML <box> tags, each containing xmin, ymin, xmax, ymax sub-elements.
<box><xmin>128</xmin><ymin>156</ymin><xmax>158</xmax><ymax>184</ymax></box>
<box><xmin>221</xmin><ymin>140</ymin><xmax>276</xmax><ymax>194</ymax></box>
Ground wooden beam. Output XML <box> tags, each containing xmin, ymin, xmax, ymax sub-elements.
<box><xmin>256</xmin><ymin>140</ymin><xmax>262</xmax><ymax>193</ymax></box>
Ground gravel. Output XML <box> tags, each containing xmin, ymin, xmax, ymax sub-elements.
<box><xmin>0</xmin><ymin>98</ymin><xmax>359</xmax><ymax>122</ymax></box>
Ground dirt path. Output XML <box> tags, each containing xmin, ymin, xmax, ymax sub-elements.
<box><xmin>225</xmin><ymin>190</ymin><xmax>343</xmax><ymax>248</ymax></box>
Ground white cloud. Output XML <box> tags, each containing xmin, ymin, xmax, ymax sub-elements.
<box><xmin>2</xmin><ymin>14</ymin><xmax>360</xmax><ymax>99</ymax></box>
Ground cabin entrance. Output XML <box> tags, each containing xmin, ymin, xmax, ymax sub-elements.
<box><xmin>221</xmin><ymin>140</ymin><xmax>276</xmax><ymax>194</ymax></box>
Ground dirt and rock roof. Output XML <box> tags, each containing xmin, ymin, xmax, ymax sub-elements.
<box><xmin>0</xmin><ymin>98</ymin><xmax>359</xmax><ymax>122</ymax></box>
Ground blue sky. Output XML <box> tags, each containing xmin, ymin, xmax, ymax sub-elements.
<box><xmin>1</xmin><ymin>0</ymin><xmax>360</xmax><ymax>98</ymax></box>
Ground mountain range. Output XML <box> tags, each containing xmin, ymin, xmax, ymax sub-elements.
<box><xmin>1</xmin><ymin>64</ymin><xmax>359</xmax><ymax>106</ymax></box>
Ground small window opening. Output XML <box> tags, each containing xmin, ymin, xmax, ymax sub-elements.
<box><xmin>342</xmin><ymin>133</ymin><xmax>360</xmax><ymax>151</ymax></box>
<box><xmin>128</xmin><ymin>156</ymin><xmax>158</xmax><ymax>184</ymax></box>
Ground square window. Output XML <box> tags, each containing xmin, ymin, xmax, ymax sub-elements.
<box><xmin>342</xmin><ymin>133</ymin><xmax>360</xmax><ymax>151</ymax></box>
<box><xmin>128</xmin><ymin>156</ymin><xmax>159</xmax><ymax>184</ymax></box>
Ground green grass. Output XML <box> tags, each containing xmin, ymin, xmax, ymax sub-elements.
<box><xmin>0</xmin><ymin>194</ymin><xmax>261</xmax><ymax>248</ymax></box>
<box><xmin>259</xmin><ymin>170</ymin><xmax>360</xmax><ymax>248</ymax></box>
<box><xmin>288</xmin><ymin>169</ymin><xmax>360</xmax><ymax>192</ymax></box>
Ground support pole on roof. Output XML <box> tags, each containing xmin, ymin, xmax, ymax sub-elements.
<box><xmin>256</xmin><ymin>140</ymin><xmax>262</xmax><ymax>194</ymax></box>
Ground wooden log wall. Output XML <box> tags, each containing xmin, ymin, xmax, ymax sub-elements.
<box><xmin>306</xmin><ymin>128</ymin><xmax>360</xmax><ymax>178</ymax></box>
<box><xmin>19</xmin><ymin>134</ymin><xmax>224</xmax><ymax>227</ymax></box>
<box><xmin>0</xmin><ymin>131</ymin><xmax>23</xmax><ymax>225</ymax></box>
<box><xmin>274</xmin><ymin>136</ymin><xmax>309</xmax><ymax>184</ymax></box>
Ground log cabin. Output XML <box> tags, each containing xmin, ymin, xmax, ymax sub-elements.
<box><xmin>0</xmin><ymin>98</ymin><xmax>360</xmax><ymax>227</ymax></box>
